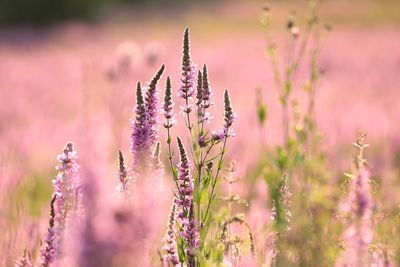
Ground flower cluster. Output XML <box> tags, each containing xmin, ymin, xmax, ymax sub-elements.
<box><xmin>131</xmin><ymin>65</ymin><xmax>165</xmax><ymax>174</ymax></box>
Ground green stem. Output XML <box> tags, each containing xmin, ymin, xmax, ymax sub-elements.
<box><xmin>203</xmin><ymin>136</ymin><xmax>228</xmax><ymax>223</ymax></box>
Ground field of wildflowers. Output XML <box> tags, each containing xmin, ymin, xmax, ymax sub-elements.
<box><xmin>1</xmin><ymin>0</ymin><xmax>400</xmax><ymax>266</ymax></box>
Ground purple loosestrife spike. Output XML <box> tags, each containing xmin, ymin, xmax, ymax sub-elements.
<box><xmin>131</xmin><ymin>81</ymin><xmax>152</xmax><ymax>172</ymax></box>
<box><xmin>163</xmin><ymin>199</ymin><xmax>180</xmax><ymax>267</ymax></box>
<box><xmin>39</xmin><ymin>195</ymin><xmax>57</xmax><ymax>267</ymax></box>
<box><xmin>52</xmin><ymin>142</ymin><xmax>80</xmax><ymax>253</ymax></box>
<box><xmin>223</xmin><ymin>89</ymin><xmax>236</xmax><ymax>131</ymax></box>
<box><xmin>163</xmin><ymin>77</ymin><xmax>175</xmax><ymax>129</ymax></box>
<box><xmin>196</xmin><ymin>71</ymin><xmax>203</xmax><ymax>106</ymax></box>
<box><xmin>176</xmin><ymin>137</ymin><xmax>193</xmax><ymax>219</ymax></box>
<box><xmin>179</xmin><ymin>28</ymin><xmax>196</xmax><ymax>113</ymax></box>
<box><xmin>197</xmin><ymin>64</ymin><xmax>213</xmax><ymax>124</ymax></box>
<box><xmin>145</xmin><ymin>64</ymin><xmax>165</xmax><ymax>143</ymax></box>
<box><xmin>183</xmin><ymin>202</ymin><xmax>199</xmax><ymax>267</ymax></box>
<box><xmin>201</xmin><ymin>64</ymin><xmax>213</xmax><ymax>109</ymax></box>
<box><xmin>211</xmin><ymin>90</ymin><xmax>237</xmax><ymax>141</ymax></box>
<box><xmin>117</xmin><ymin>150</ymin><xmax>131</xmax><ymax>197</ymax></box>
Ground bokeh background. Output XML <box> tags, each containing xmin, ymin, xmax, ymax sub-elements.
<box><xmin>1</xmin><ymin>0</ymin><xmax>399</xmax><ymax>264</ymax></box>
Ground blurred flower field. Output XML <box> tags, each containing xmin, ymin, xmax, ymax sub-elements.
<box><xmin>0</xmin><ymin>0</ymin><xmax>400</xmax><ymax>266</ymax></box>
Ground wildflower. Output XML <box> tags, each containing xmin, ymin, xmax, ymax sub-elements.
<box><xmin>341</xmin><ymin>168</ymin><xmax>373</xmax><ymax>266</ymax></box>
<box><xmin>117</xmin><ymin>150</ymin><xmax>131</xmax><ymax>198</ymax></box>
<box><xmin>223</xmin><ymin>89</ymin><xmax>236</xmax><ymax>133</ymax></box>
<box><xmin>196</xmin><ymin>65</ymin><xmax>213</xmax><ymax>124</ymax></box>
<box><xmin>163</xmin><ymin>76</ymin><xmax>176</xmax><ymax>129</ymax></box>
<box><xmin>195</xmin><ymin>71</ymin><xmax>203</xmax><ymax>107</ymax></box>
<box><xmin>163</xmin><ymin>199</ymin><xmax>180</xmax><ymax>267</ymax></box>
<box><xmin>211</xmin><ymin>130</ymin><xmax>226</xmax><ymax>143</ymax></box>
<box><xmin>176</xmin><ymin>137</ymin><xmax>194</xmax><ymax>218</ymax></box>
<box><xmin>178</xmin><ymin>28</ymin><xmax>196</xmax><ymax>113</ymax></box>
<box><xmin>212</xmin><ymin>90</ymin><xmax>237</xmax><ymax>141</ymax></box>
<box><xmin>52</xmin><ymin>142</ymin><xmax>80</xmax><ymax>246</ymax></box>
<box><xmin>201</xmin><ymin>64</ymin><xmax>213</xmax><ymax>110</ymax></box>
<box><xmin>131</xmin><ymin>81</ymin><xmax>152</xmax><ymax>172</ymax></box>
<box><xmin>183</xmin><ymin>202</ymin><xmax>199</xmax><ymax>267</ymax></box>
<box><xmin>39</xmin><ymin>195</ymin><xmax>57</xmax><ymax>267</ymax></box>
<box><xmin>144</xmin><ymin>64</ymin><xmax>165</xmax><ymax>143</ymax></box>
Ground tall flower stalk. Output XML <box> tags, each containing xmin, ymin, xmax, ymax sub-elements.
<box><xmin>145</xmin><ymin>64</ymin><xmax>165</xmax><ymax>144</ymax></box>
<box><xmin>179</xmin><ymin>28</ymin><xmax>196</xmax><ymax>132</ymax></box>
<box><xmin>176</xmin><ymin>137</ymin><xmax>194</xmax><ymax>219</ymax></box>
<box><xmin>163</xmin><ymin>199</ymin><xmax>180</xmax><ymax>267</ymax></box>
<box><xmin>51</xmin><ymin>142</ymin><xmax>81</xmax><ymax>258</ymax></box>
<box><xmin>338</xmin><ymin>132</ymin><xmax>374</xmax><ymax>266</ymax></box>
<box><xmin>131</xmin><ymin>81</ymin><xmax>151</xmax><ymax>172</ymax></box>
<box><xmin>117</xmin><ymin>150</ymin><xmax>131</xmax><ymax>198</ymax></box>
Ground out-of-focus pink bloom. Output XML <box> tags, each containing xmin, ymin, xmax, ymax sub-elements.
<box><xmin>337</xmin><ymin>168</ymin><xmax>374</xmax><ymax>266</ymax></box>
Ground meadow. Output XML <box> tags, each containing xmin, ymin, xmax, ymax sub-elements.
<box><xmin>0</xmin><ymin>0</ymin><xmax>399</xmax><ymax>266</ymax></box>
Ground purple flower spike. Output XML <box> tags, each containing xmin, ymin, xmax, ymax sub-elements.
<box><xmin>176</xmin><ymin>137</ymin><xmax>194</xmax><ymax>219</ymax></box>
<box><xmin>131</xmin><ymin>81</ymin><xmax>152</xmax><ymax>172</ymax></box>
<box><xmin>117</xmin><ymin>150</ymin><xmax>131</xmax><ymax>198</ymax></box>
<box><xmin>52</xmin><ymin>142</ymin><xmax>80</xmax><ymax>238</ymax></box>
<box><xmin>211</xmin><ymin>90</ymin><xmax>237</xmax><ymax>142</ymax></box>
<box><xmin>145</xmin><ymin>64</ymin><xmax>165</xmax><ymax>143</ymax></box>
<box><xmin>163</xmin><ymin>76</ymin><xmax>176</xmax><ymax>129</ymax></box>
<box><xmin>201</xmin><ymin>65</ymin><xmax>213</xmax><ymax>110</ymax></box>
<box><xmin>222</xmin><ymin>89</ymin><xmax>237</xmax><ymax>137</ymax></box>
<box><xmin>163</xmin><ymin>199</ymin><xmax>180</xmax><ymax>267</ymax></box>
<box><xmin>340</xmin><ymin>167</ymin><xmax>374</xmax><ymax>266</ymax></box>
<box><xmin>195</xmin><ymin>71</ymin><xmax>203</xmax><ymax>107</ymax></box>
<box><xmin>179</xmin><ymin>28</ymin><xmax>196</xmax><ymax>108</ymax></box>
<box><xmin>183</xmin><ymin>202</ymin><xmax>199</xmax><ymax>267</ymax></box>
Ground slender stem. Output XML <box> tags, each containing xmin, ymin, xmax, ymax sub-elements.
<box><xmin>184</xmin><ymin>94</ymin><xmax>193</xmax><ymax>132</ymax></box>
<box><xmin>165</xmin><ymin>119</ymin><xmax>181</xmax><ymax>195</ymax></box>
<box><xmin>203</xmin><ymin>137</ymin><xmax>228</xmax><ymax>223</ymax></box>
